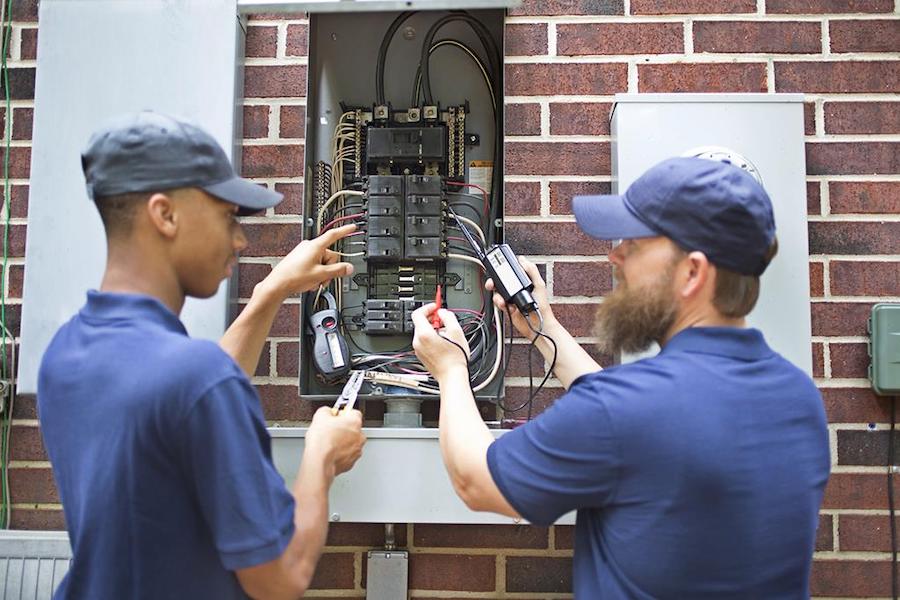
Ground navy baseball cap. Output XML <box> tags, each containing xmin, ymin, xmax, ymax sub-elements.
<box><xmin>81</xmin><ymin>111</ymin><xmax>283</xmax><ymax>215</ymax></box>
<box><xmin>573</xmin><ymin>157</ymin><xmax>776</xmax><ymax>276</ymax></box>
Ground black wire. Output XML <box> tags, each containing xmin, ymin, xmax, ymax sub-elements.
<box><xmin>376</xmin><ymin>11</ymin><xmax>416</xmax><ymax>106</ymax></box>
<box><xmin>438</xmin><ymin>334</ymin><xmax>470</xmax><ymax>375</ymax></box>
<box><xmin>890</xmin><ymin>395</ymin><xmax>897</xmax><ymax>600</ymax></box>
<box><xmin>524</xmin><ymin>311</ymin><xmax>557</xmax><ymax>422</ymax></box>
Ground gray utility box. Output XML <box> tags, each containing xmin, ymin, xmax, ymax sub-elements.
<box><xmin>270</xmin><ymin>427</ymin><xmax>575</xmax><ymax>525</ymax></box>
<box><xmin>609</xmin><ymin>94</ymin><xmax>812</xmax><ymax>374</ymax></box>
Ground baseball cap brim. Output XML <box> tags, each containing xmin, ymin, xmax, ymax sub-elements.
<box><xmin>572</xmin><ymin>194</ymin><xmax>658</xmax><ymax>241</ymax></box>
<box><xmin>202</xmin><ymin>176</ymin><xmax>283</xmax><ymax>216</ymax></box>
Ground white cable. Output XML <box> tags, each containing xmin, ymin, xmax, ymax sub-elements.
<box><xmin>447</xmin><ymin>253</ymin><xmax>484</xmax><ymax>270</ymax></box>
<box><xmin>454</xmin><ymin>216</ymin><xmax>486</xmax><ymax>246</ymax></box>
<box><xmin>317</xmin><ymin>190</ymin><xmax>365</xmax><ymax>232</ymax></box>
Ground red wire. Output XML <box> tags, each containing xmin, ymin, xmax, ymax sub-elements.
<box><xmin>445</xmin><ymin>181</ymin><xmax>489</xmax><ymax>216</ymax></box>
<box><xmin>321</xmin><ymin>212</ymin><xmax>364</xmax><ymax>233</ymax></box>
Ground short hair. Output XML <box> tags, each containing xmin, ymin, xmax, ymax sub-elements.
<box><xmin>712</xmin><ymin>238</ymin><xmax>779</xmax><ymax>318</ymax></box>
<box><xmin>94</xmin><ymin>191</ymin><xmax>153</xmax><ymax>237</ymax></box>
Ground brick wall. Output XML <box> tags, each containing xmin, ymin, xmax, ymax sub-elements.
<box><xmin>6</xmin><ymin>0</ymin><xmax>900</xmax><ymax>597</ymax></box>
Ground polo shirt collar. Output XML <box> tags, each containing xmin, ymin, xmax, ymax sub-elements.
<box><xmin>661</xmin><ymin>326</ymin><xmax>772</xmax><ymax>361</ymax></box>
<box><xmin>81</xmin><ymin>290</ymin><xmax>187</xmax><ymax>335</ymax></box>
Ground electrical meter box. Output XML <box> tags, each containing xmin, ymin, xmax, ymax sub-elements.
<box><xmin>608</xmin><ymin>94</ymin><xmax>812</xmax><ymax>374</ymax></box>
<box><xmin>297</xmin><ymin>10</ymin><xmax>507</xmax><ymax>408</ymax></box>
<box><xmin>869</xmin><ymin>304</ymin><xmax>900</xmax><ymax>396</ymax></box>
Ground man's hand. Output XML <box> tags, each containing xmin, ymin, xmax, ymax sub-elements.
<box><xmin>411</xmin><ymin>303</ymin><xmax>470</xmax><ymax>383</ymax></box>
<box><xmin>305</xmin><ymin>406</ymin><xmax>365</xmax><ymax>477</ymax></box>
<box><xmin>259</xmin><ymin>224</ymin><xmax>358</xmax><ymax>301</ymax></box>
<box><xmin>486</xmin><ymin>257</ymin><xmax>555</xmax><ymax>340</ymax></box>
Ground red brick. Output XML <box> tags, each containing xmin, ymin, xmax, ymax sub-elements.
<box><xmin>776</xmin><ymin>61</ymin><xmax>900</xmax><ymax>93</ymax></box>
<box><xmin>816</xmin><ymin>513</ymin><xmax>833</xmax><ymax>551</ymax></box>
<box><xmin>803</xmin><ymin>101</ymin><xmax>815</xmax><ymax>135</ymax></box>
<box><xmin>830</xmin><ymin>343</ymin><xmax>869</xmax><ymax>379</ymax></box>
<box><xmin>286</xmin><ymin>24</ymin><xmax>309</xmax><ymax>57</ymax></box>
<box><xmin>308</xmin><ymin>552</ymin><xmax>354</xmax><ymax>590</ymax></box>
<box><xmin>271</xmin><ymin>303</ymin><xmax>300</xmax><ymax>337</ymax></box>
<box><xmin>837</xmin><ymin>429</ymin><xmax>895</xmax><ymax>466</ymax></box>
<box><xmin>831</xmin><ymin>261</ymin><xmax>900</xmax><ymax>297</ymax></box>
<box><xmin>279</xmin><ymin>105</ymin><xmax>306</xmax><ymax>139</ymax></box>
<box><xmin>510</xmin><ymin>0</ymin><xmax>624</xmax><ymax>16</ymax></box>
<box><xmin>246</xmin><ymin>25</ymin><xmax>277</xmax><ymax>58</ymax></box>
<box><xmin>639</xmin><ymin>63</ymin><xmax>767</xmax><ymax>93</ymax></box>
<box><xmin>808</xmin><ymin>142</ymin><xmax>900</xmax><ymax>175</ymax></box>
<box><xmin>243</xmin><ymin>223</ymin><xmax>301</xmax><ymax>257</ymax></box>
<box><xmin>7</xmin><ymin>263</ymin><xmax>24</xmax><ymax>298</ymax></box>
<box><xmin>242</xmin><ymin>105</ymin><xmax>269</xmax><ymax>139</ymax></box>
<box><xmin>694</xmin><ymin>21</ymin><xmax>821</xmax><ymax>54</ymax></box>
<box><xmin>822</xmin><ymin>387</ymin><xmax>893</xmax><ymax>424</ymax></box>
<box><xmin>550</xmin><ymin>102</ymin><xmax>612</xmax><ymax>136</ymax></box>
<box><xmin>811</xmin><ymin>560</ymin><xmax>891</xmax><ymax>598</ymax></box>
<box><xmin>244</xmin><ymin>65</ymin><xmax>308</xmax><ymax>98</ymax></box>
<box><xmin>326</xmin><ymin>523</ymin><xmax>407</xmax><ymax>547</ymax></box>
<box><xmin>552</xmin><ymin>302</ymin><xmax>604</xmax><ymax>337</ymax></box>
<box><xmin>811</xmin><ymin>343</ymin><xmax>824</xmax><ymax>378</ymax></box>
<box><xmin>8</xmin><ymin>224</ymin><xmax>25</xmax><ymax>257</ymax></box>
<box><xmin>557</xmin><ymin>23</ymin><xmax>683</xmax><ymax>55</ymax></box>
<box><xmin>504</xmin><ymin>181</ymin><xmax>541</xmax><ymax>216</ymax></box>
<box><xmin>507</xmin><ymin>342</ymin><xmax>551</xmax><ymax>378</ymax></box>
<box><xmin>274</xmin><ymin>182</ymin><xmax>304</xmax><ymax>216</ymax></box>
<box><xmin>20</xmin><ymin>28</ymin><xmax>37</xmax><ymax>60</ymax></box>
<box><xmin>505</xmin><ymin>103</ymin><xmax>541</xmax><ymax>136</ymax></box>
<box><xmin>12</xmin><ymin>395</ymin><xmax>35</xmax><ymax>420</ymax></box>
<box><xmin>9</xmin><ymin>468</ymin><xmax>58</xmax><ymax>504</ymax></box>
<box><xmin>809</xmin><ymin>221</ymin><xmax>900</xmax><ymax>255</ymax></box>
<box><xmin>830</xmin><ymin>181</ymin><xmax>900</xmax><ymax>214</ymax></box>
<box><xmin>506</xmin><ymin>142</ymin><xmax>609</xmax><ymax>176</ymax></box>
<box><xmin>831</xmin><ymin>19</ymin><xmax>900</xmax><ymax>53</ymax></box>
<box><xmin>241</xmin><ymin>144</ymin><xmax>304</xmax><ymax>178</ymax></box>
<box><xmin>550</xmin><ymin>181</ymin><xmax>612</xmax><ymax>215</ymax></box>
<box><xmin>839</xmin><ymin>514</ymin><xmax>898</xmax><ymax>552</ymax></box>
<box><xmin>554</xmin><ymin>261</ymin><xmax>612</xmax><ymax>296</ymax></box>
<box><xmin>237</xmin><ymin>262</ymin><xmax>271</xmax><ymax>299</ymax></box>
<box><xmin>254</xmin><ymin>342</ymin><xmax>271</xmax><ymax>377</ymax></box>
<box><xmin>3</xmin><ymin>68</ymin><xmax>35</xmax><ymax>100</ymax></box>
<box><xmin>260</xmin><ymin>383</ymin><xmax>312</xmax><ymax>422</ymax></box>
<box><xmin>825</xmin><ymin>101</ymin><xmax>900</xmax><ymax>135</ymax></box>
<box><xmin>414</xmin><ymin>524</ymin><xmax>549</xmax><ymax>548</ymax></box>
<box><xmin>507</xmin><ymin>556</ymin><xmax>572</xmax><ymax>593</ymax></box>
<box><xmin>811</xmin><ymin>302</ymin><xmax>873</xmax><ymax>337</ymax></box>
<box><xmin>555</xmin><ymin>524</ymin><xmax>574</xmax><ymax>549</ymax></box>
<box><xmin>1</xmin><ymin>146</ymin><xmax>30</xmax><ymax>179</ymax></box>
<box><xmin>823</xmin><ymin>472</ymin><xmax>895</xmax><ymax>509</ymax></box>
<box><xmin>806</xmin><ymin>181</ymin><xmax>820</xmax><ymax>216</ymax></box>
<box><xmin>505</xmin><ymin>63</ymin><xmax>627</xmax><ymax>96</ymax></box>
<box><xmin>275</xmin><ymin>341</ymin><xmax>299</xmax><ymax>378</ymax></box>
<box><xmin>10</xmin><ymin>426</ymin><xmax>45</xmax><ymax>462</ymax></box>
<box><xmin>768</xmin><ymin>0</ymin><xmax>893</xmax><ymax>12</ymax></box>
<box><xmin>9</xmin><ymin>185</ymin><xmax>27</xmax><ymax>219</ymax></box>
<box><xmin>632</xmin><ymin>0</ymin><xmax>755</xmax><ymax>13</ymax></box>
<box><xmin>507</xmin><ymin>222</ymin><xmax>610</xmax><ymax>256</ymax></box>
<box><xmin>505</xmin><ymin>23</ymin><xmax>548</xmax><ymax>56</ymax></box>
<box><xmin>12</xmin><ymin>107</ymin><xmax>32</xmax><ymax>140</ymax></box>
<box><xmin>10</xmin><ymin>509</ymin><xmax>66</xmax><ymax>531</ymax></box>
<box><xmin>808</xmin><ymin>261</ymin><xmax>824</xmax><ymax>297</ymax></box>
<box><xmin>11</xmin><ymin>1</ymin><xmax>38</xmax><ymax>21</ymax></box>
<box><xmin>409</xmin><ymin>554</ymin><xmax>495</xmax><ymax>591</ymax></box>
<box><xmin>250</xmin><ymin>12</ymin><xmax>307</xmax><ymax>20</ymax></box>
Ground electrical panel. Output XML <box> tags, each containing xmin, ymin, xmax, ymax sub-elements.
<box><xmin>299</xmin><ymin>10</ymin><xmax>506</xmax><ymax>409</ymax></box>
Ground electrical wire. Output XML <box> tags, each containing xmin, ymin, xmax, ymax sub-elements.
<box><xmin>411</xmin><ymin>39</ymin><xmax>495</xmax><ymax>116</ymax></box>
<box><xmin>0</xmin><ymin>0</ymin><xmax>13</xmax><ymax>529</ymax></box>
<box><xmin>317</xmin><ymin>190</ymin><xmax>365</xmax><ymax>233</ymax></box>
<box><xmin>376</xmin><ymin>11</ymin><xmax>417</xmax><ymax>106</ymax></box>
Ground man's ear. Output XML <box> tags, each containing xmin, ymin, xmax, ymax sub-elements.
<box><xmin>679</xmin><ymin>251</ymin><xmax>712</xmax><ymax>301</ymax></box>
<box><xmin>146</xmin><ymin>193</ymin><xmax>177</xmax><ymax>239</ymax></box>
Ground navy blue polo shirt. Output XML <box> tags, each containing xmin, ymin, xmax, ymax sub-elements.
<box><xmin>38</xmin><ymin>291</ymin><xmax>295</xmax><ymax>600</ymax></box>
<box><xmin>488</xmin><ymin>327</ymin><xmax>829</xmax><ymax>599</ymax></box>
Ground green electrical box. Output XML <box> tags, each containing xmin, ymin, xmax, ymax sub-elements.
<box><xmin>869</xmin><ymin>304</ymin><xmax>900</xmax><ymax>396</ymax></box>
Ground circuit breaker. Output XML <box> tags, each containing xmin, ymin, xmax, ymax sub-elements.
<box><xmin>298</xmin><ymin>10</ymin><xmax>506</xmax><ymax>410</ymax></box>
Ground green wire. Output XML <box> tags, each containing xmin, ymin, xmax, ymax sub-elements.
<box><xmin>0</xmin><ymin>0</ymin><xmax>14</xmax><ymax>529</ymax></box>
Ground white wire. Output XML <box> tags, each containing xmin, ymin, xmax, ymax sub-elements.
<box><xmin>472</xmin><ymin>307</ymin><xmax>502</xmax><ymax>393</ymax></box>
<box><xmin>447</xmin><ymin>253</ymin><xmax>485</xmax><ymax>270</ymax></box>
<box><xmin>317</xmin><ymin>190</ymin><xmax>365</xmax><ymax>232</ymax></box>
<box><xmin>454</xmin><ymin>216</ymin><xmax>486</xmax><ymax>246</ymax></box>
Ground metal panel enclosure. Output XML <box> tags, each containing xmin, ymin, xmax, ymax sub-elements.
<box><xmin>610</xmin><ymin>94</ymin><xmax>812</xmax><ymax>374</ymax></box>
<box><xmin>18</xmin><ymin>0</ymin><xmax>244</xmax><ymax>393</ymax></box>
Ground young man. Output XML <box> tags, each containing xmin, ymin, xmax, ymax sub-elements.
<box><xmin>412</xmin><ymin>157</ymin><xmax>830</xmax><ymax>598</ymax></box>
<box><xmin>38</xmin><ymin>112</ymin><xmax>365</xmax><ymax>599</ymax></box>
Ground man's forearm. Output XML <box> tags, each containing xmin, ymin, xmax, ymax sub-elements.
<box><xmin>438</xmin><ymin>367</ymin><xmax>495</xmax><ymax>487</ymax></box>
<box><xmin>533</xmin><ymin>318</ymin><xmax>601</xmax><ymax>389</ymax></box>
<box><xmin>220</xmin><ymin>281</ymin><xmax>286</xmax><ymax>376</ymax></box>
<box><xmin>284</xmin><ymin>447</ymin><xmax>334</xmax><ymax>591</ymax></box>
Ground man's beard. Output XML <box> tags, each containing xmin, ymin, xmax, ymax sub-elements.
<box><xmin>594</xmin><ymin>265</ymin><xmax>679</xmax><ymax>356</ymax></box>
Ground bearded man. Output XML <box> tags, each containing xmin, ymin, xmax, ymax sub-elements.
<box><xmin>411</xmin><ymin>157</ymin><xmax>830</xmax><ymax>599</ymax></box>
